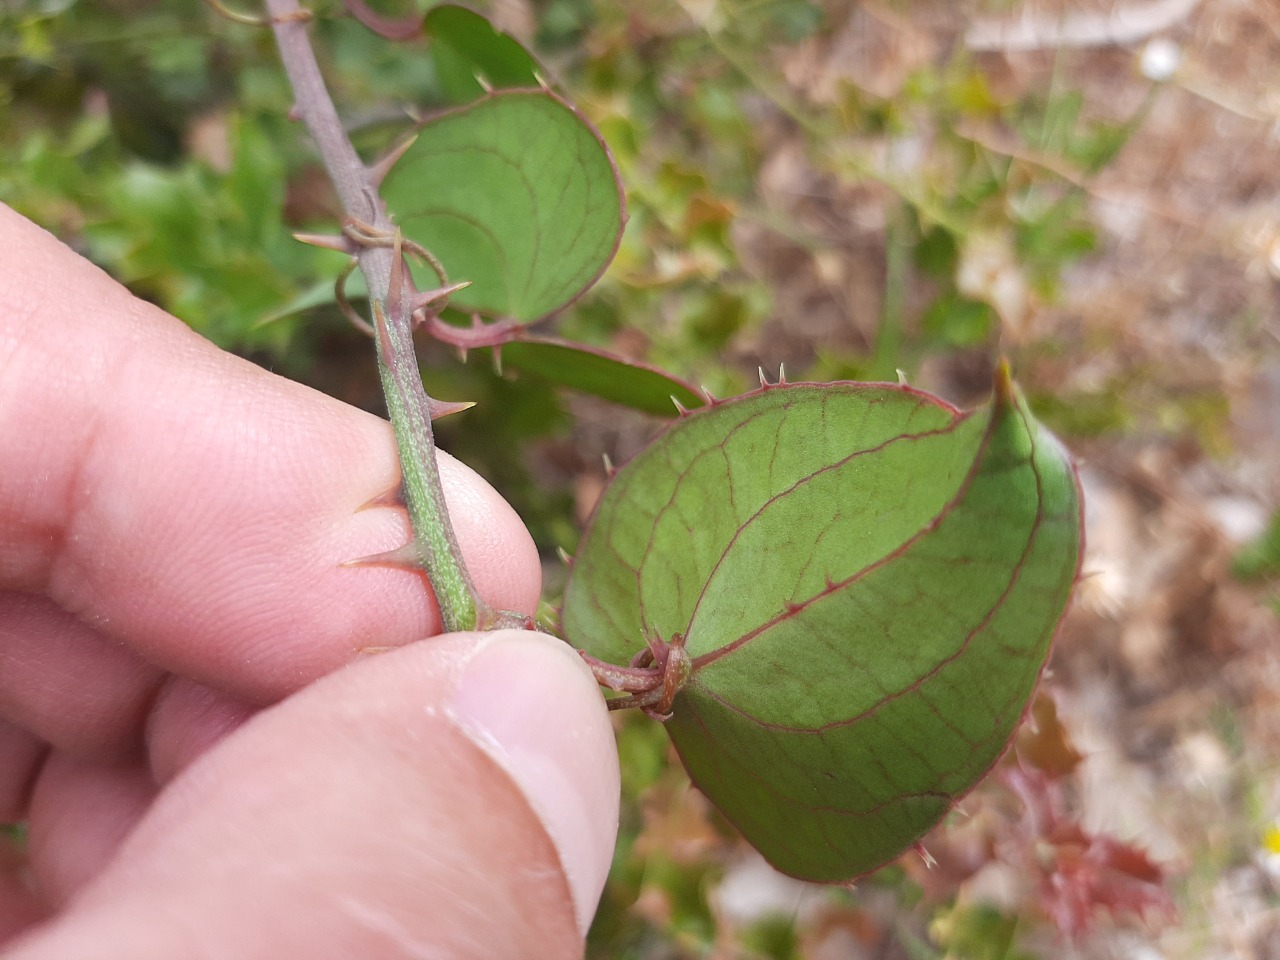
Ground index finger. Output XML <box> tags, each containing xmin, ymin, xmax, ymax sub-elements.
<box><xmin>0</xmin><ymin>205</ymin><xmax>540</xmax><ymax>702</ymax></box>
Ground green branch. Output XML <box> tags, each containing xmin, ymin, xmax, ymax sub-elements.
<box><xmin>264</xmin><ymin>0</ymin><xmax>484</xmax><ymax>632</ymax></box>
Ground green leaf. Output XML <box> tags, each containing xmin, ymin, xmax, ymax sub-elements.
<box><xmin>561</xmin><ymin>367</ymin><xmax>1082</xmax><ymax>882</ymax></box>
<box><xmin>495</xmin><ymin>337</ymin><xmax>705</xmax><ymax>416</ymax></box>
<box><xmin>380</xmin><ymin>90</ymin><xmax>625</xmax><ymax>324</ymax></box>
<box><xmin>425</xmin><ymin>4</ymin><xmax>544</xmax><ymax>104</ymax></box>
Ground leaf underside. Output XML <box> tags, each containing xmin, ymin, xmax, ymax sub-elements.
<box><xmin>380</xmin><ymin>91</ymin><xmax>624</xmax><ymax>324</ymax></box>
<box><xmin>496</xmin><ymin>337</ymin><xmax>706</xmax><ymax>417</ymax></box>
<box><xmin>560</xmin><ymin>369</ymin><xmax>1082</xmax><ymax>882</ymax></box>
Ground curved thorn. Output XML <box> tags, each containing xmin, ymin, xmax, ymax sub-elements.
<box><xmin>491</xmin><ymin>345</ymin><xmax>504</xmax><ymax>377</ymax></box>
<box><xmin>699</xmin><ymin>384</ymin><xmax>717</xmax><ymax>405</ymax></box>
<box><xmin>896</xmin><ymin>368</ymin><xmax>909</xmax><ymax>386</ymax></box>
<box><xmin>671</xmin><ymin>395</ymin><xmax>689</xmax><ymax>416</ymax></box>
<box><xmin>292</xmin><ymin>232</ymin><xmax>356</xmax><ymax>253</ymax></box>
<box><xmin>475</xmin><ymin>73</ymin><xmax>494</xmax><ymax>94</ymax></box>
<box><xmin>426</xmin><ymin>397</ymin><xmax>475</xmax><ymax>420</ymax></box>
<box><xmin>777</xmin><ymin>362</ymin><xmax>788</xmax><ymax>385</ymax></box>
<box><xmin>408</xmin><ymin>280</ymin><xmax>472</xmax><ymax>315</ymax></box>
<box><xmin>758</xmin><ymin>366</ymin><xmax>769</xmax><ymax>388</ymax></box>
<box><xmin>357</xmin><ymin>485</ymin><xmax>405</xmax><ymax>512</ymax></box>
<box><xmin>342</xmin><ymin>541</ymin><xmax>424</xmax><ymax>570</ymax></box>
<box><xmin>913</xmin><ymin>843</ymin><xmax>937</xmax><ymax>870</ymax></box>
<box><xmin>556</xmin><ymin>546</ymin><xmax>572</xmax><ymax>566</ymax></box>
<box><xmin>602</xmin><ymin>453</ymin><xmax>615</xmax><ymax>478</ymax></box>
<box><xmin>534</xmin><ymin>70</ymin><xmax>551</xmax><ymax>91</ymax></box>
<box><xmin>366</xmin><ymin>134</ymin><xmax>419</xmax><ymax>188</ymax></box>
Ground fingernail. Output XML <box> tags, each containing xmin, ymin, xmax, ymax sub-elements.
<box><xmin>450</xmin><ymin>631</ymin><xmax>619</xmax><ymax>936</ymax></box>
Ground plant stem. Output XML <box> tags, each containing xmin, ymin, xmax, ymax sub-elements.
<box><xmin>265</xmin><ymin>0</ymin><xmax>483</xmax><ymax>632</ymax></box>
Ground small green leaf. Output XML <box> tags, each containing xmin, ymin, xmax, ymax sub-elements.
<box><xmin>495</xmin><ymin>337</ymin><xmax>705</xmax><ymax>416</ymax></box>
<box><xmin>425</xmin><ymin>4</ymin><xmax>544</xmax><ymax>104</ymax></box>
<box><xmin>380</xmin><ymin>90</ymin><xmax>625</xmax><ymax>325</ymax></box>
<box><xmin>562</xmin><ymin>367</ymin><xmax>1082</xmax><ymax>882</ymax></box>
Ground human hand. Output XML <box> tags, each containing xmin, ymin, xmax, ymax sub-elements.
<box><xmin>0</xmin><ymin>204</ymin><xmax>620</xmax><ymax>958</ymax></box>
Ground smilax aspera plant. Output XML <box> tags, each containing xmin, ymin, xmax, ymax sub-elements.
<box><xmin>254</xmin><ymin>1</ymin><xmax>1082</xmax><ymax>886</ymax></box>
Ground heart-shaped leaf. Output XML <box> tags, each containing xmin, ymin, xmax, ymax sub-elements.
<box><xmin>561</xmin><ymin>366</ymin><xmax>1082</xmax><ymax>882</ymax></box>
<box><xmin>380</xmin><ymin>91</ymin><xmax>625</xmax><ymax>324</ymax></box>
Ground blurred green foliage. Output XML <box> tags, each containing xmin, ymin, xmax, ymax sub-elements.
<box><xmin>1234</xmin><ymin>509</ymin><xmax>1280</xmax><ymax>582</ymax></box>
<box><xmin>1</xmin><ymin>1</ymin><xmax>1160</xmax><ymax>955</ymax></box>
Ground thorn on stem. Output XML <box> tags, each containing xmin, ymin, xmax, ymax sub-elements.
<box><xmin>602</xmin><ymin>453</ymin><xmax>615</xmax><ymax>478</ymax></box>
<box><xmin>357</xmin><ymin>485</ymin><xmax>405</xmax><ymax>512</ymax></box>
<box><xmin>913</xmin><ymin>842</ymin><xmax>937</xmax><ymax>870</ymax></box>
<box><xmin>366</xmin><ymin>134</ymin><xmax>418</xmax><ymax>188</ymax></box>
<box><xmin>671</xmin><ymin>395</ymin><xmax>689</xmax><ymax>416</ymax></box>
<box><xmin>425</xmin><ymin>397</ymin><xmax>476</xmax><ymax>420</ymax></box>
<box><xmin>342</xmin><ymin>541</ymin><xmax>424</xmax><ymax>570</ymax></box>
<box><xmin>408</xmin><ymin>281</ymin><xmax>472</xmax><ymax>315</ymax></box>
<box><xmin>556</xmin><ymin>546</ymin><xmax>572</xmax><ymax>566</ymax></box>
<box><xmin>475</xmin><ymin>73</ymin><xmax>494</xmax><ymax>94</ymax></box>
<box><xmin>292</xmin><ymin>232</ymin><xmax>356</xmax><ymax>254</ymax></box>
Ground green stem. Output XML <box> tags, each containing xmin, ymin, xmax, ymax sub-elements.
<box><xmin>264</xmin><ymin>0</ymin><xmax>483</xmax><ymax>632</ymax></box>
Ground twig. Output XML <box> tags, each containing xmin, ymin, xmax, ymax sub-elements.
<box><xmin>264</xmin><ymin>0</ymin><xmax>486</xmax><ymax>633</ymax></box>
<box><xmin>966</xmin><ymin>0</ymin><xmax>1201</xmax><ymax>52</ymax></box>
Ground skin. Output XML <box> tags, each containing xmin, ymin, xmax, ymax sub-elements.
<box><xmin>0</xmin><ymin>204</ymin><xmax>620</xmax><ymax>958</ymax></box>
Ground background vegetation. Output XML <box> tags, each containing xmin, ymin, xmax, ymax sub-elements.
<box><xmin>3</xmin><ymin>0</ymin><xmax>1278</xmax><ymax>956</ymax></box>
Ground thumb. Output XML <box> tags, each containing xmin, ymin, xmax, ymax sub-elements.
<box><xmin>8</xmin><ymin>631</ymin><xmax>620</xmax><ymax>960</ymax></box>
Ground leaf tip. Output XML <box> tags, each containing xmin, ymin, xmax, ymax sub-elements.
<box><xmin>992</xmin><ymin>357</ymin><xmax>1017</xmax><ymax>408</ymax></box>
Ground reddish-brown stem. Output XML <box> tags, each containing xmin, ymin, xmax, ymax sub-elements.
<box><xmin>578</xmin><ymin>632</ymin><xmax>692</xmax><ymax>721</ymax></box>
